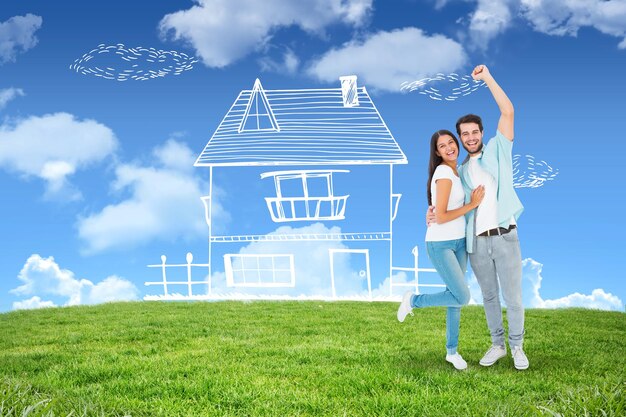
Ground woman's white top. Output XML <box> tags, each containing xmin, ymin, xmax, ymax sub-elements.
<box><xmin>425</xmin><ymin>164</ymin><xmax>466</xmax><ymax>242</ymax></box>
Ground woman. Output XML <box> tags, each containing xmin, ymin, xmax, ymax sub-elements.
<box><xmin>397</xmin><ymin>129</ymin><xmax>484</xmax><ymax>370</ymax></box>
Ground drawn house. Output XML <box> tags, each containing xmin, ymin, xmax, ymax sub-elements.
<box><xmin>145</xmin><ymin>76</ymin><xmax>438</xmax><ymax>300</ymax></box>
<box><xmin>179</xmin><ymin>75</ymin><xmax>416</xmax><ymax>300</ymax></box>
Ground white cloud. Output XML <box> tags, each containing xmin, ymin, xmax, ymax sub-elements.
<box><xmin>433</xmin><ymin>0</ymin><xmax>452</xmax><ymax>10</ymax></box>
<box><xmin>152</xmin><ymin>137</ymin><xmax>196</xmax><ymax>173</ymax></box>
<box><xmin>11</xmin><ymin>255</ymin><xmax>82</xmax><ymax>302</ymax></box>
<box><xmin>0</xmin><ymin>112</ymin><xmax>118</xmax><ymax>200</ymax></box>
<box><xmin>458</xmin><ymin>0</ymin><xmax>626</xmax><ymax>50</ymax></box>
<box><xmin>159</xmin><ymin>0</ymin><xmax>372</xmax><ymax>68</ymax></box>
<box><xmin>520</xmin><ymin>0</ymin><xmax>626</xmax><ymax>49</ymax></box>
<box><xmin>468</xmin><ymin>0</ymin><xmax>513</xmax><ymax>50</ymax></box>
<box><xmin>521</xmin><ymin>258</ymin><xmax>624</xmax><ymax>311</ymax></box>
<box><xmin>308</xmin><ymin>27</ymin><xmax>468</xmax><ymax>92</ymax></box>
<box><xmin>13</xmin><ymin>296</ymin><xmax>56</xmax><ymax>310</ymax></box>
<box><xmin>77</xmin><ymin>139</ymin><xmax>229</xmax><ymax>254</ymax></box>
<box><xmin>469</xmin><ymin>257</ymin><xmax>624</xmax><ymax>312</ymax></box>
<box><xmin>540</xmin><ymin>289</ymin><xmax>624</xmax><ymax>310</ymax></box>
<box><xmin>0</xmin><ymin>87</ymin><xmax>24</xmax><ymax>109</ymax></box>
<box><xmin>82</xmin><ymin>275</ymin><xmax>140</xmax><ymax>304</ymax></box>
<box><xmin>10</xmin><ymin>254</ymin><xmax>139</xmax><ymax>309</ymax></box>
<box><xmin>0</xmin><ymin>14</ymin><xmax>43</xmax><ymax>64</ymax></box>
<box><xmin>259</xmin><ymin>48</ymin><xmax>300</xmax><ymax>74</ymax></box>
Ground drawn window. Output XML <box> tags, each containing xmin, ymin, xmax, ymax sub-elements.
<box><xmin>260</xmin><ymin>170</ymin><xmax>350</xmax><ymax>222</ymax></box>
<box><xmin>224</xmin><ymin>254</ymin><xmax>295</xmax><ymax>287</ymax></box>
<box><xmin>239</xmin><ymin>79</ymin><xmax>279</xmax><ymax>133</ymax></box>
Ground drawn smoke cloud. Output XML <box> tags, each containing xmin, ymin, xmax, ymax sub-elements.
<box><xmin>400</xmin><ymin>73</ymin><xmax>486</xmax><ymax>101</ymax></box>
<box><xmin>513</xmin><ymin>154</ymin><xmax>559</xmax><ymax>189</ymax></box>
<box><xmin>69</xmin><ymin>43</ymin><xmax>198</xmax><ymax>81</ymax></box>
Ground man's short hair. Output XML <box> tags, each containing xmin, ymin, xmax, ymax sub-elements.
<box><xmin>456</xmin><ymin>114</ymin><xmax>483</xmax><ymax>136</ymax></box>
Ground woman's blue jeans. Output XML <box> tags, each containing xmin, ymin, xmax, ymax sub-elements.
<box><xmin>411</xmin><ymin>238</ymin><xmax>470</xmax><ymax>354</ymax></box>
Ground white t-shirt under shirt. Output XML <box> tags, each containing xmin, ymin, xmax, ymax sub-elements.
<box><xmin>425</xmin><ymin>164</ymin><xmax>466</xmax><ymax>242</ymax></box>
<box><xmin>467</xmin><ymin>155</ymin><xmax>516</xmax><ymax>235</ymax></box>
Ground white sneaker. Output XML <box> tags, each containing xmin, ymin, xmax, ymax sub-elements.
<box><xmin>512</xmin><ymin>346</ymin><xmax>529</xmax><ymax>370</ymax></box>
<box><xmin>479</xmin><ymin>345</ymin><xmax>507</xmax><ymax>366</ymax></box>
<box><xmin>397</xmin><ymin>291</ymin><xmax>414</xmax><ymax>322</ymax></box>
<box><xmin>446</xmin><ymin>353</ymin><xmax>468</xmax><ymax>370</ymax></box>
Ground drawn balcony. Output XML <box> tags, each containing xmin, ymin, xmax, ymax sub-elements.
<box><xmin>265</xmin><ymin>195</ymin><xmax>349</xmax><ymax>222</ymax></box>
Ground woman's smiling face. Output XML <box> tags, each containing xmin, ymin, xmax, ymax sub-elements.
<box><xmin>435</xmin><ymin>134</ymin><xmax>459</xmax><ymax>164</ymax></box>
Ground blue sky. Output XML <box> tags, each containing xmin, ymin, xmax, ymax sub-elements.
<box><xmin>1</xmin><ymin>0</ymin><xmax>625</xmax><ymax>312</ymax></box>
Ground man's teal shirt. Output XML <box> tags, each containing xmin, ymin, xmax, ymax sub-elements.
<box><xmin>458</xmin><ymin>130</ymin><xmax>524</xmax><ymax>253</ymax></box>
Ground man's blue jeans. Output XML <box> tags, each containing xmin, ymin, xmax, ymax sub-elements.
<box><xmin>470</xmin><ymin>228</ymin><xmax>524</xmax><ymax>348</ymax></box>
<box><xmin>411</xmin><ymin>238</ymin><xmax>470</xmax><ymax>354</ymax></box>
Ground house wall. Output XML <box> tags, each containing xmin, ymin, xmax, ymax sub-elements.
<box><xmin>205</xmin><ymin>164</ymin><xmax>399</xmax><ymax>297</ymax></box>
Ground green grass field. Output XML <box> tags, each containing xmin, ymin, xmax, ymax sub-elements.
<box><xmin>1</xmin><ymin>301</ymin><xmax>624</xmax><ymax>416</ymax></box>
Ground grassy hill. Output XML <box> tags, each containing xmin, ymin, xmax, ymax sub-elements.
<box><xmin>0</xmin><ymin>301</ymin><xmax>624</xmax><ymax>416</ymax></box>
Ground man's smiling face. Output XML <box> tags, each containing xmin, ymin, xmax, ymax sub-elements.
<box><xmin>459</xmin><ymin>122</ymin><xmax>483</xmax><ymax>155</ymax></box>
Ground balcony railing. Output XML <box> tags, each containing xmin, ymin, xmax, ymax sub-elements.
<box><xmin>265</xmin><ymin>195</ymin><xmax>349</xmax><ymax>222</ymax></box>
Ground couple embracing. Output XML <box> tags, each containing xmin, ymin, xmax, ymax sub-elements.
<box><xmin>397</xmin><ymin>65</ymin><xmax>528</xmax><ymax>371</ymax></box>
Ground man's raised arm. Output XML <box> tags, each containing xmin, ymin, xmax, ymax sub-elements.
<box><xmin>472</xmin><ymin>65</ymin><xmax>514</xmax><ymax>141</ymax></box>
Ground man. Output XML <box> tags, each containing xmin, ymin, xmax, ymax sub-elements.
<box><xmin>428</xmin><ymin>64</ymin><xmax>528</xmax><ymax>370</ymax></box>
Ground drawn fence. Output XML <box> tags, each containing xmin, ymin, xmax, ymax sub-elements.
<box><xmin>390</xmin><ymin>246</ymin><xmax>445</xmax><ymax>296</ymax></box>
<box><xmin>145</xmin><ymin>253</ymin><xmax>211</xmax><ymax>297</ymax></box>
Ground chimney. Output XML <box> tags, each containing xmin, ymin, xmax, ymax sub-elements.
<box><xmin>339</xmin><ymin>75</ymin><xmax>359</xmax><ymax>107</ymax></box>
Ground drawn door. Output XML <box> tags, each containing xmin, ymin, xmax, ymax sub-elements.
<box><xmin>329</xmin><ymin>249</ymin><xmax>371</xmax><ymax>299</ymax></box>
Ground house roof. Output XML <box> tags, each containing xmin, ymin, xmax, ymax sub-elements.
<box><xmin>194</xmin><ymin>80</ymin><xmax>408</xmax><ymax>167</ymax></box>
